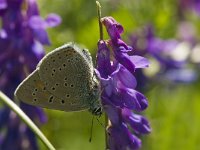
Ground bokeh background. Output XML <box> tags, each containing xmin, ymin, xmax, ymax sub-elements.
<box><xmin>38</xmin><ymin>0</ymin><xmax>200</xmax><ymax>149</ymax></box>
<box><xmin>1</xmin><ymin>0</ymin><xmax>200</xmax><ymax>150</ymax></box>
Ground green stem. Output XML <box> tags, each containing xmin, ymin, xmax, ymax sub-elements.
<box><xmin>96</xmin><ymin>1</ymin><xmax>109</xmax><ymax>149</ymax></box>
<box><xmin>0</xmin><ymin>91</ymin><xmax>55</xmax><ymax>150</ymax></box>
<box><xmin>96</xmin><ymin>1</ymin><xmax>103</xmax><ymax>40</ymax></box>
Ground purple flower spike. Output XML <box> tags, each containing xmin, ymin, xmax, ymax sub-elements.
<box><xmin>0</xmin><ymin>0</ymin><xmax>61</xmax><ymax>149</ymax></box>
<box><xmin>97</xmin><ymin>16</ymin><xmax>150</xmax><ymax>149</ymax></box>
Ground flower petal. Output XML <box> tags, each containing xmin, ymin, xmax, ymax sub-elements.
<box><xmin>108</xmin><ymin>123</ymin><xmax>141</xmax><ymax>150</ymax></box>
<box><xmin>96</xmin><ymin>40</ymin><xmax>112</xmax><ymax>78</ymax></box>
<box><xmin>129</xmin><ymin>55</ymin><xmax>150</xmax><ymax>69</ymax></box>
<box><xmin>112</xmin><ymin>65</ymin><xmax>137</xmax><ymax>89</ymax></box>
<box><xmin>29</xmin><ymin>16</ymin><xmax>46</xmax><ymax>29</ymax></box>
<box><xmin>111</xmin><ymin>88</ymin><xmax>148</xmax><ymax>111</ymax></box>
<box><xmin>101</xmin><ymin>16</ymin><xmax>124</xmax><ymax>42</ymax></box>
<box><xmin>0</xmin><ymin>0</ymin><xmax>7</xmax><ymax>10</ymax></box>
<box><xmin>122</xmin><ymin>108</ymin><xmax>151</xmax><ymax>134</ymax></box>
<box><xmin>101</xmin><ymin>97</ymin><xmax>120</xmax><ymax>125</ymax></box>
<box><xmin>115</xmin><ymin>51</ymin><xmax>136</xmax><ymax>74</ymax></box>
<box><xmin>45</xmin><ymin>13</ymin><xmax>61</xmax><ymax>28</ymax></box>
<box><xmin>33</xmin><ymin>28</ymin><xmax>50</xmax><ymax>45</ymax></box>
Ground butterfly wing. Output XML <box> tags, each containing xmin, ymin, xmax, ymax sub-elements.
<box><xmin>15</xmin><ymin>68</ymin><xmax>90</xmax><ymax>111</ymax></box>
<box><xmin>36</xmin><ymin>43</ymin><xmax>94</xmax><ymax>111</ymax></box>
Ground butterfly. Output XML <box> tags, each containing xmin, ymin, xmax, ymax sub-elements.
<box><xmin>15</xmin><ymin>43</ymin><xmax>102</xmax><ymax>116</ymax></box>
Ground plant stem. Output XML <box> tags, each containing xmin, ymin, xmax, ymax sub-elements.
<box><xmin>96</xmin><ymin>1</ymin><xmax>109</xmax><ymax>149</ymax></box>
<box><xmin>96</xmin><ymin>1</ymin><xmax>103</xmax><ymax>40</ymax></box>
<box><xmin>0</xmin><ymin>91</ymin><xmax>55</xmax><ymax>150</ymax></box>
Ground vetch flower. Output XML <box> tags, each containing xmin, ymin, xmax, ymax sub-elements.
<box><xmin>107</xmin><ymin>123</ymin><xmax>141</xmax><ymax>150</ymax></box>
<box><xmin>129</xmin><ymin>25</ymin><xmax>198</xmax><ymax>84</ymax></box>
<box><xmin>0</xmin><ymin>0</ymin><xmax>61</xmax><ymax>149</ymax></box>
<box><xmin>96</xmin><ymin>16</ymin><xmax>151</xmax><ymax>150</ymax></box>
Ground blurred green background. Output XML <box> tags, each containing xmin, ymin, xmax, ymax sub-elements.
<box><xmin>35</xmin><ymin>0</ymin><xmax>200</xmax><ymax>149</ymax></box>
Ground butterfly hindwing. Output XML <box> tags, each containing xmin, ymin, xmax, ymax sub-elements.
<box><xmin>15</xmin><ymin>69</ymin><xmax>88</xmax><ymax>111</ymax></box>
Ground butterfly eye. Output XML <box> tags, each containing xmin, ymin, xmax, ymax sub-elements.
<box><xmin>64</xmin><ymin>83</ymin><xmax>68</xmax><ymax>87</ymax></box>
<box><xmin>63</xmin><ymin>64</ymin><xmax>66</xmax><ymax>67</ymax></box>
<box><xmin>52</xmin><ymin>87</ymin><xmax>55</xmax><ymax>91</ymax></box>
<box><xmin>70</xmin><ymin>84</ymin><xmax>74</xmax><ymax>88</ymax></box>
<box><xmin>66</xmin><ymin>94</ymin><xmax>70</xmax><ymax>98</ymax></box>
<box><xmin>33</xmin><ymin>98</ymin><xmax>37</xmax><ymax>102</ymax></box>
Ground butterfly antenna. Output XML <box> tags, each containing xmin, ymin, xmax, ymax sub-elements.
<box><xmin>89</xmin><ymin>115</ymin><xmax>94</xmax><ymax>142</ymax></box>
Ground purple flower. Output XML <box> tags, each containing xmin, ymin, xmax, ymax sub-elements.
<box><xmin>179</xmin><ymin>0</ymin><xmax>200</xmax><ymax>17</ymax></box>
<box><xmin>121</xmin><ymin>108</ymin><xmax>151</xmax><ymax>134</ymax></box>
<box><xmin>130</xmin><ymin>26</ymin><xmax>184</xmax><ymax>69</ymax></box>
<box><xmin>108</xmin><ymin>123</ymin><xmax>141</xmax><ymax>150</ymax></box>
<box><xmin>0</xmin><ymin>0</ymin><xmax>60</xmax><ymax>149</ymax></box>
<box><xmin>129</xmin><ymin>25</ymin><xmax>197</xmax><ymax>84</ymax></box>
<box><xmin>96</xmin><ymin>17</ymin><xmax>151</xmax><ymax>150</ymax></box>
<box><xmin>101</xmin><ymin>16</ymin><xmax>124</xmax><ymax>42</ymax></box>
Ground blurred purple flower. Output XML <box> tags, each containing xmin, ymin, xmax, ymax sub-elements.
<box><xmin>129</xmin><ymin>25</ymin><xmax>197</xmax><ymax>85</ymax></box>
<box><xmin>129</xmin><ymin>26</ymin><xmax>184</xmax><ymax>68</ymax></box>
<box><xmin>0</xmin><ymin>0</ymin><xmax>61</xmax><ymax>149</ymax></box>
<box><xmin>96</xmin><ymin>17</ymin><xmax>151</xmax><ymax>150</ymax></box>
<box><xmin>179</xmin><ymin>0</ymin><xmax>200</xmax><ymax>17</ymax></box>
